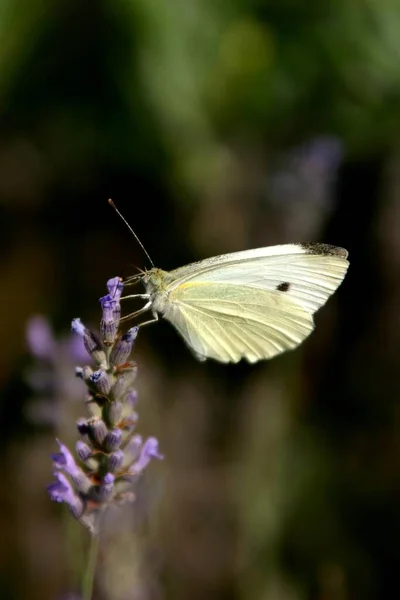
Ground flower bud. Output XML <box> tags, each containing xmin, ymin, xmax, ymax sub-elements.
<box><xmin>108</xmin><ymin>449</ymin><xmax>124</xmax><ymax>472</ymax></box>
<box><xmin>103</xmin><ymin>428</ymin><xmax>122</xmax><ymax>452</ymax></box>
<box><xmin>97</xmin><ymin>473</ymin><xmax>115</xmax><ymax>502</ymax></box>
<box><xmin>88</xmin><ymin>418</ymin><xmax>108</xmax><ymax>446</ymax></box>
<box><xmin>109</xmin><ymin>327</ymin><xmax>138</xmax><ymax>367</ymax></box>
<box><xmin>77</xmin><ymin>417</ymin><xmax>90</xmax><ymax>436</ymax></box>
<box><xmin>105</xmin><ymin>400</ymin><xmax>123</xmax><ymax>427</ymax></box>
<box><xmin>76</xmin><ymin>440</ymin><xmax>92</xmax><ymax>462</ymax></box>
<box><xmin>100</xmin><ymin>295</ymin><xmax>118</xmax><ymax>346</ymax></box>
<box><xmin>107</xmin><ymin>277</ymin><xmax>123</xmax><ymax>300</ymax></box>
<box><xmin>71</xmin><ymin>319</ymin><xmax>106</xmax><ymax>366</ymax></box>
<box><xmin>110</xmin><ymin>368</ymin><xmax>137</xmax><ymax>402</ymax></box>
<box><xmin>85</xmin><ymin>396</ymin><xmax>102</xmax><ymax>418</ymax></box>
<box><xmin>89</xmin><ymin>369</ymin><xmax>111</xmax><ymax>396</ymax></box>
<box><xmin>75</xmin><ymin>366</ymin><xmax>93</xmax><ymax>381</ymax></box>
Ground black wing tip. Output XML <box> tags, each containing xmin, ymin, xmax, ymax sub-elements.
<box><xmin>299</xmin><ymin>243</ymin><xmax>348</xmax><ymax>259</ymax></box>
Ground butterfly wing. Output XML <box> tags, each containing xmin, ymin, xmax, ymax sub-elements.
<box><xmin>159</xmin><ymin>244</ymin><xmax>349</xmax><ymax>363</ymax></box>
<box><xmin>168</xmin><ymin>244</ymin><xmax>349</xmax><ymax>313</ymax></box>
<box><xmin>162</xmin><ymin>284</ymin><xmax>313</xmax><ymax>362</ymax></box>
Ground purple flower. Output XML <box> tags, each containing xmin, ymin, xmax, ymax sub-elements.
<box><xmin>25</xmin><ymin>317</ymin><xmax>92</xmax><ymax>426</ymax></box>
<box><xmin>131</xmin><ymin>438</ymin><xmax>164</xmax><ymax>475</ymax></box>
<box><xmin>64</xmin><ymin>334</ymin><xmax>91</xmax><ymax>364</ymax></box>
<box><xmin>98</xmin><ymin>472</ymin><xmax>115</xmax><ymax>502</ymax></box>
<box><xmin>71</xmin><ymin>318</ymin><xmax>86</xmax><ymax>337</ymax></box>
<box><xmin>107</xmin><ymin>276</ymin><xmax>123</xmax><ymax>300</ymax></box>
<box><xmin>99</xmin><ymin>296</ymin><xmax>119</xmax><ymax>345</ymax></box>
<box><xmin>46</xmin><ymin>277</ymin><xmax>163</xmax><ymax>533</ymax></box>
<box><xmin>104</xmin><ymin>428</ymin><xmax>123</xmax><ymax>452</ymax></box>
<box><xmin>52</xmin><ymin>440</ymin><xmax>92</xmax><ymax>493</ymax></box>
<box><xmin>110</xmin><ymin>327</ymin><xmax>139</xmax><ymax>366</ymax></box>
<box><xmin>126</xmin><ymin>389</ymin><xmax>138</xmax><ymax>407</ymax></box>
<box><xmin>52</xmin><ymin>440</ymin><xmax>79</xmax><ymax>473</ymax></box>
<box><xmin>124</xmin><ymin>434</ymin><xmax>143</xmax><ymax>464</ymax></box>
<box><xmin>26</xmin><ymin>316</ymin><xmax>56</xmax><ymax>359</ymax></box>
<box><xmin>71</xmin><ymin>319</ymin><xmax>106</xmax><ymax>366</ymax></box>
<box><xmin>108</xmin><ymin>449</ymin><xmax>124</xmax><ymax>472</ymax></box>
<box><xmin>76</xmin><ymin>441</ymin><xmax>91</xmax><ymax>462</ymax></box>
<box><xmin>47</xmin><ymin>472</ymin><xmax>84</xmax><ymax>519</ymax></box>
<box><xmin>89</xmin><ymin>369</ymin><xmax>111</xmax><ymax>395</ymax></box>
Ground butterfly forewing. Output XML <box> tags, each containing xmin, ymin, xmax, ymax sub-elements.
<box><xmin>167</xmin><ymin>244</ymin><xmax>348</xmax><ymax>314</ymax></box>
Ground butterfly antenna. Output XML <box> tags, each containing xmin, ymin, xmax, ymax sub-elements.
<box><xmin>108</xmin><ymin>199</ymin><xmax>154</xmax><ymax>268</ymax></box>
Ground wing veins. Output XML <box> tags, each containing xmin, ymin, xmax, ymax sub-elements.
<box><xmin>181</xmin><ymin>305</ymin><xmax>233</xmax><ymax>362</ymax></box>
<box><xmin>175</xmin><ymin>298</ymin><xmax>310</xmax><ymax>333</ymax></box>
<box><xmin>169</xmin><ymin>248</ymin><xmax>348</xmax><ymax>289</ymax></box>
<box><xmin>176</xmin><ymin>298</ymin><xmax>311</xmax><ymax>362</ymax></box>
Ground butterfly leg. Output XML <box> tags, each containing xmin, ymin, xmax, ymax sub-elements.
<box><xmin>119</xmin><ymin>299</ymin><xmax>152</xmax><ymax>323</ymax></box>
<box><xmin>121</xmin><ymin>293</ymin><xmax>150</xmax><ymax>301</ymax></box>
<box><xmin>137</xmin><ymin>312</ymin><xmax>159</xmax><ymax>328</ymax></box>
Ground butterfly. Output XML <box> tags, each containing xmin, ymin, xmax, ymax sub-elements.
<box><xmin>124</xmin><ymin>242</ymin><xmax>349</xmax><ymax>363</ymax></box>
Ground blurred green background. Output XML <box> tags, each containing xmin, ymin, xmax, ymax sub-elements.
<box><xmin>1</xmin><ymin>1</ymin><xmax>400</xmax><ymax>599</ymax></box>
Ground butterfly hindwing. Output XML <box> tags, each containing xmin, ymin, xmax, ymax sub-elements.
<box><xmin>164</xmin><ymin>283</ymin><xmax>314</xmax><ymax>362</ymax></box>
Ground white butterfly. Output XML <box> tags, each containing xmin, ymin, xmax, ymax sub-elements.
<box><xmin>124</xmin><ymin>243</ymin><xmax>349</xmax><ymax>364</ymax></box>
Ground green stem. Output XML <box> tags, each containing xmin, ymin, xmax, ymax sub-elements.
<box><xmin>82</xmin><ymin>532</ymin><xmax>100</xmax><ymax>600</ymax></box>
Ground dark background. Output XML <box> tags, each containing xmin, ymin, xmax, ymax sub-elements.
<box><xmin>1</xmin><ymin>1</ymin><xmax>400</xmax><ymax>599</ymax></box>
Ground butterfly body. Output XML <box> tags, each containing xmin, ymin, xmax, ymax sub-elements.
<box><xmin>142</xmin><ymin>268</ymin><xmax>174</xmax><ymax>312</ymax></box>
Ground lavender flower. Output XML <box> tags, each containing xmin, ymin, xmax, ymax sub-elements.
<box><xmin>47</xmin><ymin>277</ymin><xmax>163</xmax><ymax>533</ymax></box>
<box><xmin>25</xmin><ymin>316</ymin><xmax>89</xmax><ymax>426</ymax></box>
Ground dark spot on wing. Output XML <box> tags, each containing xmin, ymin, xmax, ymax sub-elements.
<box><xmin>277</xmin><ymin>281</ymin><xmax>290</xmax><ymax>292</ymax></box>
<box><xmin>300</xmin><ymin>243</ymin><xmax>348</xmax><ymax>258</ymax></box>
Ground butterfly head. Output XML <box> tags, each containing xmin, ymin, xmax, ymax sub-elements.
<box><xmin>142</xmin><ymin>268</ymin><xmax>171</xmax><ymax>294</ymax></box>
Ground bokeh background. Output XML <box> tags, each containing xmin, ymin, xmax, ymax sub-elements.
<box><xmin>1</xmin><ymin>1</ymin><xmax>400</xmax><ymax>599</ymax></box>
